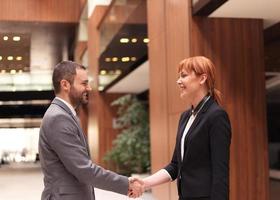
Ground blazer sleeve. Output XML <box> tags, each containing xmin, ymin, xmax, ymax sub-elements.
<box><xmin>209</xmin><ymin>109</ymin><xmax>231</xmax><ymax>200</ymax></box>
<box><xmin>164</xmin><ymin>143</ymin><xmax>179</xmax><ymax>181</ymax></box>
<box><xmin>45</xmin><ymin>114</ymin><xmax>129</xmax><ymax>195</ymax></box>
<box><xmin>164</xmin><ymin>112</ymin><xmax>187</xmax><ymax>180</ymax></box>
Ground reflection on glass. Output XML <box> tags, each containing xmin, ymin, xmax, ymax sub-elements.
<box><xmin>98</xmin><ymin>0</ymin><xmax>148</xmax><ymax>91</ymax></box>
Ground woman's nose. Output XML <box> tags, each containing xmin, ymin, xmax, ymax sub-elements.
<box><xmin>176</xmin><ymin>78</ymin><xmax>181</xmax><ymax>85</ymax></box>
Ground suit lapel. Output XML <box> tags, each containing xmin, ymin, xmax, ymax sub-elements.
<box><xmin>70</xmin><ymin>114</ymin><xmax>91</xmax><ymax>155</ymax></box>
<box><xmin>183</xmin><ymin>97</ymin><xmax>215</xmax><ymax>160</ymax></box>
<box><xmin>177</xmin><ymin>111</ymin><xmax>191</xmax><ymax>162</ymax></box>
<box><xmin>178</xmin><ymin>111</ymin><xmax>192</xmax><ymax>140</ymax></box>
<box><xmin>52</xmin><ymin>98</ymin><xmax>90</xmax><ymax>155</ymax></box>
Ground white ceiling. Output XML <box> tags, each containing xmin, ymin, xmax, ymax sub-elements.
<box><xmin>107</xmin><ymin>60</ymin><xmax>149</xmax><ymax>94</ymax></box>
<box><xmin>210</xmin><ymin>0</ymin><xmax>280</xmax><ymax>28</ymax></box>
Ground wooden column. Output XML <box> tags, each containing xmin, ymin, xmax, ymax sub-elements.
<box><xmin>87</xmin><ymin>6</ymin><xmax>123</xmax><ymax>167</ymax></box>
<box><xmin>147</xmin><ymin>0</ymin><xmax>190</xmax><ymax>199</ymax></box>
<box><xmin>87</xmin><ymin>6</ymin><xmax>107</xmax><ymax>164</ymax></box>
<box><xmin>148</xmin><ymin>1</ymin><xmax>269</xmax><ymax>200</ymax></box>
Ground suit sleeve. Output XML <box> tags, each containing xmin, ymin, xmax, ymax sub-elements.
<box><xmin>164</xmin><ymin>113</ymin><xmax>187</xmax><ymax>180</ymax></box>
<box><xmin>45</xmin><ymin>114</ymin><xmax>129</xmax><ymax>195</ymax></box>
<box><xmin>209</xmin><ymin>110</ymin><xmax>231</xmax><ymax>200</ymax></box>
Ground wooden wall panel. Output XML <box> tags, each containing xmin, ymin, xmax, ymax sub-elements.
<box><xmin>98</xmin><ymin>93</ymin><xmax>123</xmax><ymax>167</ymax></box>
<box><xmin>190</xmin><ymin>17</ymin><xmax>269</xmax><ymax>200</ymax></box>
<box><xmin>148</xmin><ymin>1</ymin><xmax>269</xmax><ymax>200</ymax></box>
<box><xmin>0</xmin><ymin>0</ymin><xmax>81</xmax><ymax>23</ymax></box>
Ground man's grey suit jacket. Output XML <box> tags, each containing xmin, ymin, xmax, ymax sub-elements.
<box><xmin>39</xmin><ymin>98</ymin><xmax>128</xmax><ymax>200</ymax></box>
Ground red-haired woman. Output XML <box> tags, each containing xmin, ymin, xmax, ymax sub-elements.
<box><xmin>134</xmin><ymin>56</ymin><xmax>231</xmax><ymax>200</ymax></box>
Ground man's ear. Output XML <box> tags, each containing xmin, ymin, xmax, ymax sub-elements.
<box><xmin>60</xmin><ymin>79</ymin><xmax>70</xmax><ymax>91</ymax></box>
<box><xmin>199</xmin><ymin>74</ymin><xmax>207</xmax><ymax>85</ymax></box>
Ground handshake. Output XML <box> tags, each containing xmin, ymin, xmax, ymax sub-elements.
<box><xmin>127</xmin><ymin>177</ymin><xmax>146</xmax><ymax>198</ymax></box>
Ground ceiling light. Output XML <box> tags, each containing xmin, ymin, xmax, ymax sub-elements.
<box><xmin>105</xmin><ymin>57</ymin><xmax>111</xmax><ymax>62</ymax></box>
<box><xmin>112</xmin><ymin>57</ymin><xmax>118</xmax><ymax>62</ymax></box>
<box><xmin>98</xmin><ymin>86</ymin><xmax>104</xmax><ymax>91</ymax></box>
<box><xmin>1</xmin><ymin>69</ymin><xmax>6</xmax><ymax>74</ymax></box>
<box><xmin>13</xmin><ymin>36</ymin><xmax>21</xmax><ymax>41</ymax></box>
<box><xmin>121</xmin><ymin>57</ymin><xmax>130</xmax><ymax>62</ymax></box>
<box><xmin>10</xmin><ymin>69</ymin><xmax>16</xmax><ymax>74</ymax></box>
<box><xmin>0</xmin><ymin>56</ymin><xmax>2</xmax><ymax>60</ymax></box>
<box><xmin>100</xmin><ymin>70</ymin><xmax>107</xmax><ymax>75</ymax></box>
<box><xmin>143</xmin><ymin>38</ymin><xmax>149</xmax><ymax>43</ymax></box>
<box><xmin>120</xmin><ymin>38</ymin><xmax>129</xmax><ymax>43</ymax></box>
<box><xmin>3</xmin><ymin>36</ymin><xmax>8</xmax><ymax>41</ymax></box>
<box><xmin>131</xmin><ymin>57</ymin><xmax>137</xmax><ymax>61</ymax></box>
<box><xmin>16</xmin><ymin>56</ymin><xmax>22</xmax><ymax>61</ymax></box>
<box><xmin>18</xmin><ymin>70</ymin><xmax>23</xmax><ymax>74</ymax></box>
<box><xmin>7</xmin><ymin>56</ymin><xmax>14</xmax><ymax>61</ymax></box>
<box><xmin>131</xmin><ymin>38</ymin><xmax>137</xmax><ymax>43</ymax></box>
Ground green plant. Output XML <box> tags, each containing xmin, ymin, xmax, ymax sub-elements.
<box><xmin>104</xmin><ymin>94</ymin><xmax>150</xmax><ymax>175</ymax></box>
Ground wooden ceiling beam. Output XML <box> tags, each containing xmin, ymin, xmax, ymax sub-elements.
<box><xmin>0</xmin><ymin>0</ymin><xmax>83</xmax><ymax>23</ymax></box>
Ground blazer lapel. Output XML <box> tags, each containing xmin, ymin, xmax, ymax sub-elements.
<box><xmin>183</xmin><ymin>97</ymin><xmax>215</xmax><ymax>160</ymax></box>
<box><xmin>70</xmin><ymin>114</ymin><xmax>91</xmax><ymax>155</ymax></box>
<box><xmin>52</xmin><ymin>98</ymin><xmax>90</xmax><ymax>155</ymax></box>
<box><xmin>178</xmin><ymin>111</ymin><xmax>192</xmax><ymax>140</ymax></box>
<box><xmin>177</xmin><ymin>111</ymin><xmax>191</xmax><ymax>162</ymax></box>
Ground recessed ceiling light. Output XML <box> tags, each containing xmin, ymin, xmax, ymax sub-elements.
<box><xmin>105</xmin><ymin>58</ymin><xmax>111</xmax><ymax>62</ymax></box>
<box><xmin>121</xmin><ymin>57</ymin><xmax>130</xmax><ymax>62</ymax></box>
<box><xmin>1</xmin><ymin>69</ymin><xmax>6</xmax><ymax>74</ymax></box>
<box><xmin>112</xmin><ymin>57</ymin><xmax>118</xmax><ymax>62</ymax></box>
<box><xmin>16</xmin><ymin>56</ymin><xmax>22</xmax><ymax>61</ymax></box>
<box><xmin>131</xmin><ymin>38</ymin><xmax>137</xmax><ymax>43</ymax></box>
<box><xmin>120</xmin><ymin>38</ymin><xmax>129</xmax><ymax>43</ymax></box>
<box><xmin>18</xmin><ymin>70</ymin><xmax>23</xmax><ymax>73</ymax></box>
<box><xmin>0</xmin><ymin>56</ymin><xmax>2</xmax><ymax>60</ymax></box>
<box><xmin>100</xmin><ymin>70</ymin><xmax>107</xmax><ymax>75</ymax></box>
<box><xmin>98</xmin><ymin>86</ymin><xmax>104</xmax><ymax>91</ymax></box>
<box><xmin>7</xmin><ymin>56</ymin><xmax>14</xmax><ymax>61</ymax></box>
<box><xmin>3</xmin><ymin>36</ymin><xmax>8</xmax><ymax>41</ymax></box>
<box><xmin>131</xmin><ymin>57</ymin><xmax>137</xmax><ymax>61</ymax></box>
<box><xmin>13</xmin><ymin>36</ymin><xmax>21</xmax><ymax>41</ymax></box>
<box><xmin>10</xmin><ymin>69</ymin><xmax>16</xmax><ymax>74</ymax></box>
<box><xmin>143</xmin><ymin>38</ymin><xmax>149</xmax><ymax>43</ymax></box>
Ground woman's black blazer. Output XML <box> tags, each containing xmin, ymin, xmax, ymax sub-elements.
<box><xmin>164</xmin><ymin>97</ymin><xmax>231</xmax><ymax>200</ymax></box>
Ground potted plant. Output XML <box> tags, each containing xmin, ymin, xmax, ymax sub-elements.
<box><xmin>104</xmin><ymin>94</ymin><xmax>150</xmax><ymax>176</ymax></box>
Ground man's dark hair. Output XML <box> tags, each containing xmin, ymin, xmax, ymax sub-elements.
<box><xmin>52</xmin><ymin>61</ymin><xmax>86</xmax><ymax>94</ymax></box>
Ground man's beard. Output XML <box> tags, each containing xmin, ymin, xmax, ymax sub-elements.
<box><xmin>69</xmin><ymin>88</ymin><xmax>88</xmax><ymax>108</ymax></box>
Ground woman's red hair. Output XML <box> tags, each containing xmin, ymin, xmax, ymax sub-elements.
<box><xmin>178</xmin><ymin>56</ymin><xmax>222</xmax><ymax>105</ymax></box>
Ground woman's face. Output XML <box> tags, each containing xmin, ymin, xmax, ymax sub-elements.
<box><xmin>176</xmin><ymin>68</ymin><xmax>202</xmax><ymax>99</ymax></box>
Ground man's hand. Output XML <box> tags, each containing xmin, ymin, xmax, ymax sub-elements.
<box><xmin>128</xmin><ymin>177</ymin><xmax>145</xmax><ymax>198</ymax></box>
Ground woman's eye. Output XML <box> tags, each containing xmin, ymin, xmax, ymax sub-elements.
<box><xmin>180</xmin><ymin>73</ymin><xmax>187</xmax><ymax>78</ymax></box>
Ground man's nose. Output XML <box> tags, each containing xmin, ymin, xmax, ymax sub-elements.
<box><xmin>87</xmin><ymin>85</ymin><xmax>92</xmax><ymax>91</ymax></box>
